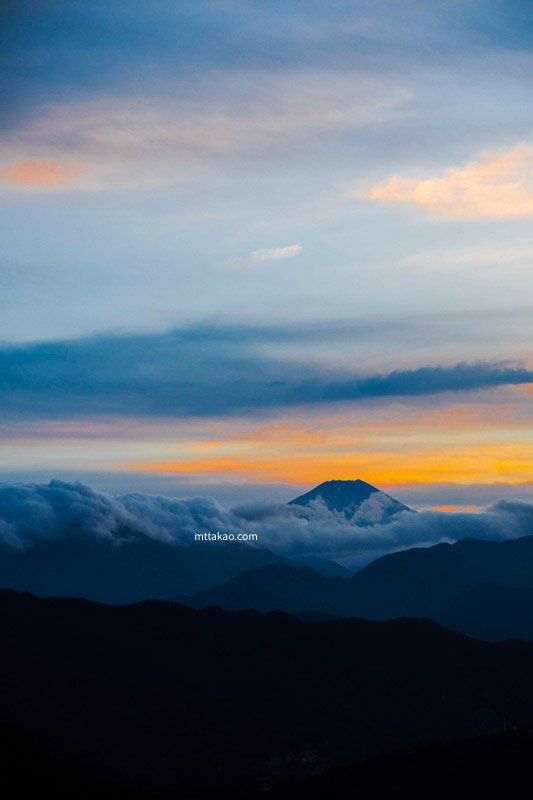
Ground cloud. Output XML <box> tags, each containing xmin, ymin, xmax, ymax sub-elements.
<box><xmin>233</xmin><ymin>496</ymin><xmax>533</xmax><ymax>567</ymax></box>
<box><xmin>395</xmin><ymin>481</ymin><xmax>533</xmax><ymax>509</ymax></box>
<box><xmin>362</xmin><ymin>144</ymin><xmax>533</xmax><ymax>219</ymax></box>
<box><xmin>251</xmin><ymin>244</ymin><xmax>302</xmax><ymax>262</ymax></box>
<box><xmin>0</xmin><ymin>324</ymin><xmax>532</xmax><ymax>422</ymax></box>
<box><xmin>0</xmin><ymin>480</ymin><xmax>532</xmax><ymax>569</ymax></box>
<box><xmin>0</xmin><ymin>480</ymin><xmax>235</xmax><ymax>551</ymax></box>
<box><xmin>0</xmin><ymin>71</ymin><xmax>408</xmax><ymax>187</ymax></box>
<box><xmin>0</xmin><ymin>159</ymin><xmax>87</xmax><ymax>188</ymax></box>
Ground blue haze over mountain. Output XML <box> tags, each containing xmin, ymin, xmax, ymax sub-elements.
<box><xmin>185</xmin><ymin>536</ymin><xmax>533</xmax><ymax>642</ymax></box>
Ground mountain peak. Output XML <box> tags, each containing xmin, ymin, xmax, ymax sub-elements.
<box><xmin>288</xmin><ymin>478</ymin><xmax>411</xmax><ymax>521</ymax></box>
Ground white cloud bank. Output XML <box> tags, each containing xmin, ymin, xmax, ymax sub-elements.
<box><xmin>0</xmin><ymin>480</ymin><xmax>532</xmax><ymax>569</ymax></box>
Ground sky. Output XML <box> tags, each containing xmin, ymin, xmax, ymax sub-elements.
<box><xmin>1</xmin><ymin>0</ymin><xmax>532</xmax><ymax>508</ymax></box>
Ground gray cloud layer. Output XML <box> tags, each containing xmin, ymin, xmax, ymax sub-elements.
<box><xmin>1</xmin><ymin>324</ymin><xmax>532</xmax><ymax>422</ymax></box>
<box><xmin>1</xmin><ymin>480</ymin><xmax>532</xmax><ymax>568</ymax></box>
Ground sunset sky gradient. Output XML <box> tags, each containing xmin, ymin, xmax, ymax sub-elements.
<box><xmin>1</xmin><ymin>1</ymin><xmax>532</xmax><ymax>507</ymax></box>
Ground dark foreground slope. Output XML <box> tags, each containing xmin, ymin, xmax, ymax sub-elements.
<box><xmin>3</xmin><ymin>723</ymin><xmax>533</xmax><ymax>800</ymax></box>
<box><xmin>186</xmin><ymin>535</ymin><xmax>533</xmax><ymax>641</ymax></box>
<box><xmin>2</xmin><ymin>589</ymin><xmax>533</xmax><ymax>794</ymax></box>
<box><xmin>269</xmin><ymin>730</ymin><xmax>533</xmax><ymax>799</ymax></box>
<box><xmin>0</xmin><ymin>724</ymin><xmax>229</xmax><ymax>799</ymax></box>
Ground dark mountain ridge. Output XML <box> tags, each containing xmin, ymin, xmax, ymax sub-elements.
<box><xmin>2</xmin><ymin>588</ymin><xmax>533</xmax><ymax>794</ymax></box>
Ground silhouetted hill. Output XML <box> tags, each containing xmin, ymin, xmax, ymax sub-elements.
<box><xmin>0</xmin><ymin>528</ymin><xmax>350</xmax><ymax>603</ymax></box>
<box><xmin>268</xmin><ymin>730</ymin><xmax>533</xmax><ymax>799</ymax></box>
<box><xmin>351</xmin><ymin>535</ymin><xmax>533</xmax><ymax>619</ymax></box>
<box><xmin>0</xmin><ymin>723</ymin><xmax>119</xmax><ymax>799</ymax></box>
<box><xmin>4</xmin><ymin>721</ymin><xmax>533</xmax><ymax>799</ymax></box>
<box><xmin>0</xmin><ymin>724</ymin><xmax>232</xmax><ymax>799</ymax></box>
<box><xmin>0</xmin><ymin>535</ymin><xmax>295</xmax><ymax>603</ymax></box>
<box><xmin>435</xmin><ymin>582</ymin><xmax>533</xmax><ymax>642</ymax></box>
<box><xmin>297</xmin><ymin>557</ymin><xmax>352</xmax><ymax>577</ymax></box>
<box><xmin>184</xmin><ymin>535</ymin><xmax>533</xmax><ymax>641</ymax></box>
<box><xmin>289</xmin><ymin>478</ymin><xmax>411</xmax><ymax>520</ymax></box>
<box><xmin>2</xmin><ymin>589</ymin><xmax>533</xmax><ymax>794</ymax></box>
<box><xmin>186</xmin><ymin>563</ymin><xmax>345</xmax><ymax>613</ymax></box>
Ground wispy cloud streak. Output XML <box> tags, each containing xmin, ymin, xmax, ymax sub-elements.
<box><xmin>0</xmin><ymin>72</ymin><xmax>408</xmax><ymax>188</ymax></box>
<box><xmin>251</xmin><ymin>244</ymin><xmax>302</xmax><ymax>262</ymax></box>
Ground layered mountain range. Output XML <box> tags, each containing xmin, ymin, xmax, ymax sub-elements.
<box><xmin>182</xmin><ymin>537</ymin><xmax>533</xmax><ymax>641</ymax></box>
<box><xmin>2</xmin><ymin>588</ymin><xmax>533</xmax><ymax>795</ymax></box>
<box><xmin>1</xmin><ymin>478</ymin><xmax>533</xmax><ymax>796</ymax></box>
<box><xmin>0</xmin><ymin>478</ymin><xmax>399</xmax><ymax>603</ymax></box>
<box><xmin>1</xmin><ymin>478</ymin><xmax>532</xmax><ymax>641</ymax></box>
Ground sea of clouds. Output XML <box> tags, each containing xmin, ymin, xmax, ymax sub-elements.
<box><xmin>1</xmin><ymin>480</ymin><xmax>532</xmax><ymax>568</ymax></box>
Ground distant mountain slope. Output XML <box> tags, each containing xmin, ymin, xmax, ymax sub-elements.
<box><xmin>0</xmin><ymin>535</ymin><xmax>292</xmax><ymax>603</ymax></box>
<box><xmin>184</xmin><ymin>535</ymin><xmax>533</xmax><ymax>641</ymax></box>
<box><xmin>289</xmin><ymin>478</ymin><xmax>411</xmax><ymax>522</ymax></box>
<box><xmin>186</xmin><ymin>563</ymin><xmax>345</xmax><ymax>613</ymax></box>
<box><xmin>296</xmin><ymin>556</ymin><xmax>352</xmax><ymax>577</ymax></box>
<box><xmin>352</xmin><ymin>535</ymin><xmax>533</xmax><ymax>618</ymax></box>
<box><xmin>434</xmin><ymin>582</ymin><xmax>533</xmax><ymax>642</ymax></box>
<box><xmin>3</xmin><ymin>589</ymin><xmax>533</xmax><ymax>794</ymax></box>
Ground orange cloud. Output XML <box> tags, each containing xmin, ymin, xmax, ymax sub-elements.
<box><xmin>182</xmin><ymin>404</ymin><xmax>532</xmax><ymax>456</ymax></box>
<box><xmin>0</xmin><ymin>159</ymin><xmax>87</xmax><ymax>188</ymax></box>
<box><xmin>362</xmin><ymin>144</ymin><xmax>533</xmax><ymax>219</ymax></box>
<box><xmin>121</xmin><ymin>441</ymin><xmax>533</xmax><ymax>486</ymax></box>
<box><xmin>112</xmin><ymin>397</ymin><xmax>532</xmax><ymax>485</ymax></box>
<box><xmin>6</xmin><ymin>397</ymin><xmax>529</xmax><ymax>487</ymax></box>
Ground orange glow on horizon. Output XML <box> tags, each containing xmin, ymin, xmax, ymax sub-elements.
<box><xmin>431</xmin><ymin>505</ymin><xmax>482</xmax><ymax>513</ymax></box>
<box><xmin>120</xmin><ymin>440</ymin><xmax>533</xmax><ymax>485</ymax></box>
<box><xmin>112</xmin><ymin>397</ymin><xmax>533</xmax><ymax>485</ymax></box>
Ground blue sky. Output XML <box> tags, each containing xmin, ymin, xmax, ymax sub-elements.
<box><xmin>1</xmin><ymin>1</ymin><xmax>532</xmax><ymax>504</ymax></box>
